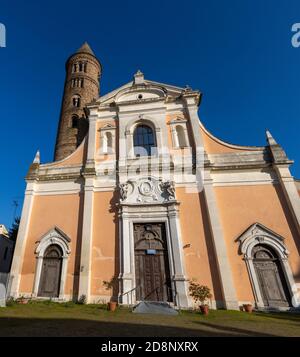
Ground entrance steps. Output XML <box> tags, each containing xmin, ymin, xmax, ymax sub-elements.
<box><xmin>132</xmin><ymin>301</ymin><xmax>178</xmax><ymax>315</ymax></box>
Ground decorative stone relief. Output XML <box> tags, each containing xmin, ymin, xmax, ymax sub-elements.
<box><xmin>118</xmin><ymin>177</ymin><xmax>176</xmax><ymax>204</ymax></box>
<box><xmin>159</xmin><ymin>180</ymin><xmax>176</xmax><ymax>201</ymax></box>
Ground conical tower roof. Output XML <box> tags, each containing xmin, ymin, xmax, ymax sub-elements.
<box><xmin>76</xmin><ymin>41</ymin><xmax>95</xmax><ymax>56</ymax></box>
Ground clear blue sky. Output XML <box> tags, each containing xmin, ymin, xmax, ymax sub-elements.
<box><xmin>1</xmin><ymin>0</ymin><xmax>300</xmax><ymax>228</ymax></box>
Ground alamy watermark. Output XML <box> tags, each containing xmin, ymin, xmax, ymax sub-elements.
<box><xmin>0</xmin><ymin>23</ymin><xmax>6</xmax><ymax>47</ymax></box>
<box><xmin>291</xmin><ymin>23</ymin><xmax>300</xmax><ymax>47</ymax></box>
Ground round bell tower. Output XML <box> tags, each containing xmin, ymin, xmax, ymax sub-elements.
<box><xmin>54</xmin><ymin>42</ymin><xmax>101</xmax><ymax>161</ymax></box>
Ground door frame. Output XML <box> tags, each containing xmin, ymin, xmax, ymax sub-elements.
<box><xmin>33</xmin><ymin>227</ymin><xmax>71</xmax><ymax>300</ymax></box>
<box><xmin>133</xmin><ymin>222</ymin><xmax>172</xmax><ymax>302</ymax></box>
<box><xmin>253</xmin><ymin>246</ymin><xmax>291</xmax><ymax>307</ymax></box>
<box><xmin>238</xmin><ymin>223</ymin><xmax>300</xmax><ymax>309</ymax></box>
<box><xmin>118</xmin><ymin>203</ymin><xmax>189</xmax><ymax>308</ymax></box>
<box><xmin>38</xmin><ymin>245</ymin><xmax>63</xmax><ymax>298</ymax></box>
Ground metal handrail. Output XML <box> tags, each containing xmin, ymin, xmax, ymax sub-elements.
<box><xmin>120</xmin><ymin>281</ymin><xmax>180</xmax><ymax>310</ymax></box>
<box><xmin>142</xmin><ymin>281</ymin><xmax>173</xmax><ymax>304</ymax></box>
<box><xmin>118</xmin><ymin>285</ymin><xmax>141</xmax><ymax>306</ymax></box>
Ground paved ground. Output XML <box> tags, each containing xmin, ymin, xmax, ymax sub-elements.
<box><xmin>0</xmin><ymin>301</ymin><xmax>299</xmax><ymax>337</ymax></box>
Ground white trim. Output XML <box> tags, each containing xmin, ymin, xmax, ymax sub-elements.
<box><xmin>211</xmin><ymin>169</ymin><xmax>278</xmax><ymax>187</ymax></box>
<box><xmin>238</xmin><ymin>223</ymin><xmax>300</xmax><ymax>308</ymax></box>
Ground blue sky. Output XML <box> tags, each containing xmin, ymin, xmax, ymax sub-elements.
<box><xmin>0</xmin><ymin>0</ymin><xmax>300</xmax><ymax>228</ymax></box>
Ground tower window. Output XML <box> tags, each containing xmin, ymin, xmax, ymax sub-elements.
<box><xmin>84</xmin><ymin>62</ymin><xmax>87</xmax><ymax>72</ymax></box>
<box><xmin>79</xmin><ymin>62</ymin><xmax>83</xmax><ymax>72</ymax></box>
<box><xmin>71</xmin><ymin>78</ymin><xmax>84</xmax><ymax>88</ymax></box>
<box><xmin>72</xmin><ymin>95</ymin><xmax>81</xmax><ymax>108</ymax></box>
<box><xmin>72</xmin><ymin>115</ymin><xmax>79</xmax><ymax>128</ymax></box>
<box><xmin>133</xmin><ymin>124</ymin><xmax>156</xmax><ymax>157</ymax></box>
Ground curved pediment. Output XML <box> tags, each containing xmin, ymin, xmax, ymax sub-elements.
<box><xmin>115</xmin><ymin>84</ymin><xmax>167</xmax><ymax>103</ymax></box>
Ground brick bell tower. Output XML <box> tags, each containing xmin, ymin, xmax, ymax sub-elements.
<box><xmin>54</xmin><ymin>42</ymin><xmax>101</xmax><ymax>161</ymax></box>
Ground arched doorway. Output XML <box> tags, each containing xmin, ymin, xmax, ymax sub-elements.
<box><xmin>38</xmin><ymin>245</ymin><xmax>63</xmax><ymax>298</ymax></box>
<box><xmin>134</xmin><ymin>223</ymin><xmax>172</xmax><ymax>302</ymax></box>
<box><xmin>253</xmin><ymin>245</ymin><xmax>291</xmax><ymax>308</ymax></box>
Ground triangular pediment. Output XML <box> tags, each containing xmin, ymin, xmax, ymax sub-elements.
<box><xmin>237</xmin><ymin>223</ymin><xmax>284</xmax><ymax>244</ymax></box>
<box><xmin>236</xmin><ymin>223</ymin><xmax>288</xmax><ymax>257</ymax></box>
<box><xmin>37</xmin><ymin>226</ymin><xmax>71</xmax><ymax>244</ymax></box>
<box><xmin>35</xmin><ymin>226</ymin><xmax>71</xmax><ymax>256</ymax></box>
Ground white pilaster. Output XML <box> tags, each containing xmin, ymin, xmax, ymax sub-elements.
<box><xmin>86</xmin><ymin>115</ymin><xmax>97</xmax><ymax>166</ymax></box>
<box><xmin>32</xmin><ymin>256</ymin><xmax>43</xmax><ymax>297</ymax></box>
<box><xmin>275</xmin><ymin>165</ymin><xmax>300</xmax><ymax>237</ymax></box>
<box><xmin>204</xmin><ymin>173</ymin><xmax>239</xmax><ymax>310</ymax></box>
<box><xmin>118</xmin><ymin>211</ymin><xmax>135</xmax><ymax>304</ymax></box>
<box><xmin>78</xmin><ymin>177</ymin><xmax>94</xmax><ymax>302</ymax></box>
<box><xmin>9</xmin><ymin>181</ymin><xmax>36</xmax><ymax>297</ymax></box>
<box><xmin>78</xmin><ymin>114</ymin><xmax>97</xmax><ymax>302</ymax></box>
<box><xmin>167</xmin><ymin>204</ymin><xmax>189</xmax><ymax>308</ymax></box>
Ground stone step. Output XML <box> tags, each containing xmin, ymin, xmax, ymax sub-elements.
<box><xmin>132</xmin><ymin>301</ymin><xmax>178</xmax><ymax>315</ymax></box>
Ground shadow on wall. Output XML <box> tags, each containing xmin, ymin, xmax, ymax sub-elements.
<box><xmin>198</xmin><ymin>191</ymin><xmax>224</xmax><ymax>307</ymax></box>
<box><xmin>274</xmin><ymin>184</ymin><xmax>300</xmax><ymax>256</ymax></box>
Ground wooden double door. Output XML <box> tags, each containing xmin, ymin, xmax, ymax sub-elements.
<box><xmin>253</xmin><ymin>245</ymin><xmax>291</xmax><ymax>308</ymax></box>
<box><xmin>134</xmin><ymin>223</ymin><xmax>172</xmax><ymax>302</ymax></box>
<box><xmin>38</xmin><ymin>245</ymin><xmax>62</xmax><ymax>298</ymax></box>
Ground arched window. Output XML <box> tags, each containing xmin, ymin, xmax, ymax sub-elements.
<box><xmin>106</xmin><ymin>132</ymin><xmax>113</xmax><ymax>153</ymax></box>
<box><xmin>103</xmin><ymin>132</ymin><xmax>113</xmax><ymax>154</ymax></box>
<box><xmin>133</xmin><ymin>124</ymin><xmax>156</xmax><ymax>156</ymax></box>
<box><xmin>175</xmin><ymin>125</ymin><xmax>186</xmax><ymax>148</ymax></box>
<box><xmin>72</xmin><ymin>115</ymin><xmax>79</xmax><ymax>128</ymax></box>
<box><xmin>72</xmin><ymin>63</ymin><xmax>78</xmax><ymax>73</ymax></box>
<box><xmin>72</xmin><ymin>95</ymin><xmax>81</xmax><ymax>108</ymax></box>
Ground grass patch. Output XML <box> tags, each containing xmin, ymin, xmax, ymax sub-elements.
<box><xmin>0</xmin><ymin>302</ymin><xmax>299</xmax><ymax>337</ymax></box>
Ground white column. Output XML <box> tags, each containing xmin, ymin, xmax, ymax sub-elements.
<box><xmin>9</xmin><ymin>181</ymin><xmax>36</xmax><ymax>297</ymax></box>
<box><xmin>275</xmin><ymin>165</ymin><xmax>300</xmax><ymax>236</ymax></box>
<box><xmin>59</xmin><ymin>256</ymin><xmax>69</xmax><ymax>299</ymax></box>
<box><xmin>167</xmin><ymin>204</ymin><xmax>189</xmax><ymax>308</ymax></box>
<box><xmin>118</xmin><ymin>209</ymin><xmax>135</xmax><ymax>304</ymax></box>
<box><xmin>32</xmin><ymin>256</ymin><xmax>43</xmax><ymax>297</ymax></box>
<box><xmin>204</xmin><ymin>173</ymin><xmax>239</xmax><ymax>310</ymax></box>
<box><xmin>78</xmin><ymin>177</ymin><xmax>94</xmax><ymax>302</ymax></box>
<box><xmin>86</xmin><ymin>116</ymin><xmax>97</xmax><ymax>166</ymax></box>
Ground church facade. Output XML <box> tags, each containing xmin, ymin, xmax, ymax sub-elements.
<box><xmin>9</xmin><ymin>43</ymin><xmax>300</xmax><ymax>310</ymax></box>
